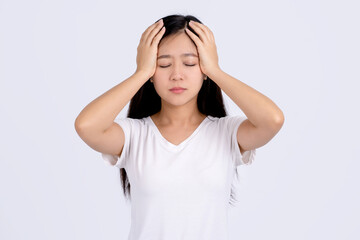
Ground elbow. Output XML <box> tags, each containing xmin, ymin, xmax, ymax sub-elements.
<box><xmin>273</xmin><ymin>111</ymin><xmax>285</xmax><ymax>129</ymax></box>
<box><xmin>74</xmin><ymin>117</ymin><xmax>88</xmax><ymax>134</ymax></box>
<box><xmin>74</xmin><ymin>119</ymin><xmax>83</xmax><ymax>135</ymax></box>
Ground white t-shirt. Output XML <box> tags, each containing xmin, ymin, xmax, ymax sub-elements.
<box><xmin>102</xmin><ymin>115</ymin><xmax>256</xmax><ymax>240</ymax></box>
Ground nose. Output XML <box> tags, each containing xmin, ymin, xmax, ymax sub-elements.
<box><xmin>170</xmin><ymin>62</ymin><xmax>184</xmax><ymax>81</ymax></box>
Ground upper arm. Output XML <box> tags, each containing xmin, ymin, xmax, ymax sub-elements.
<box><xmin>76</xmin><ymin>122</ymin><xmax>125</xmax><ymax>158</ymax></box>
<box><xmin>237</xmin><ymin>119</ymin><xmax>284</xmax><ymax>154</ymax></box>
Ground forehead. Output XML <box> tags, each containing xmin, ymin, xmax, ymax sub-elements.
<box><xmin>158</xmin><ymin>32</ymin><xmax>197</xmax><ymax>56</ymax></box>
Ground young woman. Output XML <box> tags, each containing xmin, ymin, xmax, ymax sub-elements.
<box><xmin>75</xmin><ymin>14</ymin><xmax>284</xmax><ymax>240</ymax></box>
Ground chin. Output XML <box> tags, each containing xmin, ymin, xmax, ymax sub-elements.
<box><xmin>162</xmin><ymin>94</ymin><xmax>198</xmax><ymax>106</ymax></box>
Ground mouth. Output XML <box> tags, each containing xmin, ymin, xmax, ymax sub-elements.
<box><xmin>170</xmin><ymin>87</ymin><xmax>186</xmax><ymax>91</ymax></box>
<box><xmin>169</xmin><ymin>87</ymin><xmax>186</xmax><ymax>93</ymax></box>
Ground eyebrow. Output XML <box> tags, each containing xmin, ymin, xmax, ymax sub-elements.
<box><xmin>157</xmin><ymin>53</ymin><xmax>198</xmax><ymax>59</ymax></box>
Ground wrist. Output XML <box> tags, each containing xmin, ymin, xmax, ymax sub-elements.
<box><xmin>133</xmin><ymin>70</ymin><xmax>153</xmax><ymax>81</ymax></box>
<box><xmin>206</xmin><ymin>67</ymin><xmax>223</xmax><ymax>81</ymax></box>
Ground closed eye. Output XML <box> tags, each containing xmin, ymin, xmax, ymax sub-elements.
<box><xmin>159</xmin><ymin>64</ymin><xmax>196</xmax><ymax>68</ymax></box>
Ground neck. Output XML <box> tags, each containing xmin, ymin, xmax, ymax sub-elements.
<box><xmin>153</xmin><ymin>102</ymin><xmax>205</xmax><ymax>126</ymax></box>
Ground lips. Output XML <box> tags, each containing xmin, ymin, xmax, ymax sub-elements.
<box><xmin>170</xmin><ymin>87</ymin><xmax>186</xmax><ymax>90</ymax></box>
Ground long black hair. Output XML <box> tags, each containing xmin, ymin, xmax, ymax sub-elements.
<box><xmin>119</xmin><ymin>14</ymin><xmax>240</xmax><ymax>207</ymax></box>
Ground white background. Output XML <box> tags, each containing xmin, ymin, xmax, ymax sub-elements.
<box><xmin>1</xmin><ymin>0</ymin><xmax>359</xmax><ymax>239</ymax></box>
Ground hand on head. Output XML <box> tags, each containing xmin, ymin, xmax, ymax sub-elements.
<box><xmin>185</xmin><ymin>21</ymin><xmax>220</xmax><ymax>77</ymax></box>
<box><xmin>135</xmin><ymin>19</ymin><xmax>166</xmax><ymax>78</ymax></box>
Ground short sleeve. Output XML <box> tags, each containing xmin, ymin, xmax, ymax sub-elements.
<box><xmin>226</xmin><ymin>115</ymin><xmax>256</xmax><ymax>167</ymax></box>
<box><xmin>101</xmin><ymin>117</ymin><xmax>131</xmax><ymax>169</ymax></box>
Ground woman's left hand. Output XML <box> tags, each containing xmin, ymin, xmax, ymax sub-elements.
<box><xmin>185</xmin><ymin>20</ymin><xmax>221</xmax><ymax>77</ymax></box>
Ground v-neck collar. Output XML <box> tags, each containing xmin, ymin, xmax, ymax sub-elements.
<box><xmin>147</xmin><ymin>115</ymin><xmax>209</xmax><ymax>151</ymax></box>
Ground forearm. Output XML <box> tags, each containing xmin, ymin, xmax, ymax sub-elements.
<box><xmin>75</xmin><ymin>70</ymin><xmax>150</xmax><ymax>133</ymax></box>
<box><xmin>208</xmin><ymin>68</ymin><xmax>284</xmax><ymax>128</ymax></box>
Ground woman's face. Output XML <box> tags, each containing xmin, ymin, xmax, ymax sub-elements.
<box><xmin>152</xmin><ymin>31</ymin><xmax>205</xmax><ymax>107</ymax></box>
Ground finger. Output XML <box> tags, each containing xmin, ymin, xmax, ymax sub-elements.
<box><xmin>188</xmin><ymin>21</ymin><xmax>207</xmax><ymax>42</ymax></box>
<box><xmin>145</xmin><ymin>19</ymin><xmax>164</xmax><ymax>46</ymax></box>
<box><xmin>201</xmin><ymin>24</ymin><xmax>215</xmax><ymax>42</ymax></box>
<box><xmin>151</xmin><ymin>26</ymin><xmax>166</xmax><ymax>46</ymax></box>
<box><xmin>140</xmin><ymin>20</ymin><xmax>159</xmax><ymax>42</ymax></box>
<box><xmin>140</xmin><ymin>19</ymin><xmax>163</xmax><ymax>45</ymax></box>
<box><xmin>185</xmin><ymin>27</ymin><xmax>202</xmax><ymax>47</ymax></box>
<box><xmin>189</xmin><ymin>21</ymin><xmax>213</xmax><ymax>42</ymax></box>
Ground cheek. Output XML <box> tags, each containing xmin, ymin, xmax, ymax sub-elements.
<box><xmin>191</xmin><ymin>65</ymin><xmax>204</xmax><ymax>75</ymax></box>
<box><xmin>152</xmin><ymin>69</ymin><xmax>163</xmax><ymax>79</ymax></box>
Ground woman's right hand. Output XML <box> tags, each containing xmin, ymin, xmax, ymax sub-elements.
<box><xmin>135</xmin><ymin>19</ymin><xmax>166</xmax><ymax>78</ymax></box>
